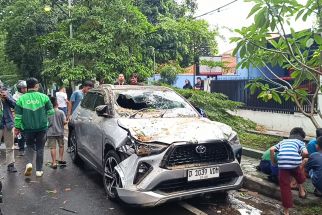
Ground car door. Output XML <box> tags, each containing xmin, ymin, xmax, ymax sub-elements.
<box><xmin>82</xmin><ymin>91</ymin><xmax>107</xmax><ymax>172</ymax></box>
<box><xmin>74</xmin><ymin>92</ymin><xmax>97</xmax><ymax>164</ymax></box>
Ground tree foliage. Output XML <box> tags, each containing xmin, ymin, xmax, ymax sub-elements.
<box><xmin>232</xmin><ymin>0</ymin><xmax>322</xmax><ymax>128</ymax></box>
<box><xmin>159</xmin><ymin>63</ymin><xmax>181</xmax><ymax>85</ymax></box>
<box><xmin>0</xmin><ymin>0</ymin><xmax>53</xmax><ymax>82</ymax></box>
<box><xmin>41</xmin><ymin>0</ymin><xmax>153</xmax><ymax>83</ymax></box>
<box><xmin>0</xmin><ymin>33</ymin><xmax>19</xmax><ymax>86</ymax></box>
<box><xmin>0</xmin><ymin>0</ymin><xmax>218</xmax><ymax>84</ymax></box>
<box><xmin>175</xmin><ymin>88</ymin><xmax>256</xmax><ymax>131</ymax></box>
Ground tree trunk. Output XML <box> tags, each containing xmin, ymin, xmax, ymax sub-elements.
<box><xmin>309</xmin><ymin>115</ymin><xmax>320</xmax><ymax>129</ymax></box>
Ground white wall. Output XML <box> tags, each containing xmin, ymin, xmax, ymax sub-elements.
<box><xmin>232</xmin><ymin>109</ymin><xmax>322</xmax><ymax>136</ymax></box>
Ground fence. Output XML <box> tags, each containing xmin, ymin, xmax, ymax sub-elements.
<box><xmin>210</xmin><ymin>79</ymin><xmax>317</xmax><ymax>114</ymax></box>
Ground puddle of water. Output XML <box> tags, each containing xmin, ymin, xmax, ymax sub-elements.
<box><xmin>186</xmin><ymin>191</ymin><xmax>280</xmax><ymax>215</ymax></box>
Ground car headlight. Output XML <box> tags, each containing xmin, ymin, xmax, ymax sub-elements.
<box><xmin>127</xmin><ymin>135</ymin><xmax>169</xmax><ymax>157</ymax></box>
<box><xmin>228</xmin><ymin>131</ymin><xmax>240</xmax><ymax>145</ymax></box>
<box><xmin>135</xmin><ymin>143</ymin><xmax>168</xmax><ymax>156</ymax></box>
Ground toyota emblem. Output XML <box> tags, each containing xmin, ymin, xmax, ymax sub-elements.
<box><xmin>195</xmin><ymin>145</ymin><xmax>206</xmax><ymax>154</ymax></box>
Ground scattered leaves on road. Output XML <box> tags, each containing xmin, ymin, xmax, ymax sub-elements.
<box><xmin>46</xmin><ymin>189</ymin><xmax>57</xmax><ymax>194</ymax></box>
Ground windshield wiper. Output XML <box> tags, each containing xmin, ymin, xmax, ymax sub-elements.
<box><xmin>129</xmin><ymin>108</ymin><xmax>151</xmax><ymax>118</ymax></box>
<box><xmin>159</xmin><ymin>109</ymin><xmax>168</xmax><ymax>118</ymax></box>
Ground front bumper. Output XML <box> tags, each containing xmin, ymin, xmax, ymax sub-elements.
<box><xmin>115</xmin><ymin>150</ymin><xmax>244</xmax><ymax>207</ymax></box>
<box><xmin>117</xmin><ymin>175</ymin><xmax>243</xmax><ymax>207</ymax></box>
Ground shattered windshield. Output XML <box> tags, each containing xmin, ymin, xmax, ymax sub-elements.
<box><xmin>113</xmin><ymin>89</ymin><xmax>198</xmax><ymax>118</ymax></box>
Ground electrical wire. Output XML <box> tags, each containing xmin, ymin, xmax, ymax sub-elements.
<box><xmin>193</xmin><ymin>0</ymin><xmax>239</xmax><ymax>19</ymax></box>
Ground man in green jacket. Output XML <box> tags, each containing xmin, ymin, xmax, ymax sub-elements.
<box><xmin>14</xmin><ymin>78</ymin><xmax>54</xmax><ymax>177</ymax></box>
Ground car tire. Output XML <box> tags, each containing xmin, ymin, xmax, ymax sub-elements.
<box><xmin>69</xmin><ymin>130</ymin><xmax>82</xmax><ymax>165</ymax></box>
<box><xmin>103</xmin><ymin>150</ymin><xmax>123</xmax><ymax>201</ymax></box>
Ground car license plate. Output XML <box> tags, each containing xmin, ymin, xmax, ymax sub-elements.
<box><xmin>187</xmin><ymin>167</ymin><xmax>220</xmax><ymax>181</ymax></box>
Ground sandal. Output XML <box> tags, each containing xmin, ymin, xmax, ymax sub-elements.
<box><xmin>51</xmin><ymin>163</ymin><xmax>58</xmax><ymax>169</ymax></box>
<box><xmin>58</xmin><ymin>160</ymin><xmax>67</xmax><ymax>166</ymax></box>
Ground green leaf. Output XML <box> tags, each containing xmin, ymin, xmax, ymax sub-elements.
<box><xmin>314</xmin><ymin>34</ymin><xmax>322</xmax><ymax>45</ymax></box>
<box><xmin>247</xmin><ymin>3</ymin><xmax>262</xmax><ymax>18</ymax></box>
<box><xmin>271</xmin><ymin>91</ymin><xmax>282</xmax><ymax>104</ymax></box>
<box><xmin>233</xmin><ymin>41</ymin><xmax>243</xmax><ymax>56</ymax></box>
<box><xmin>306</xmin><ymin>38</ymin><xmax>314</xmax><ymax>48</ymax></box>
<box><xmin>295</xmin><ymin>9</ymin><xmax>305</xmax><ymax>20</ymax></box>
<box><xmin>269</xmin><ymin>39</ymin><xmax>278</xmax><ymax>48</ymax></box>
<box><xmin>284</xmin><ymin>94</ymin><xmax>290</xmax><ymax>101</ymax></box>
<box><xmin>290</xmin><ymin>70</ymin><xmax>301</xmax><ymax>78</ymax></box>
<box><xmin>257</xmin><ymin>91</ymin><xmax>266</xmax><ymax>99</ymax></box>
<box><xmin>302</xmin><ymin>12</ymin><xmax>309</xmax><ymax>21</ymax></box>
<box><xmin>239</xmin><ymin>45</ymin><xmax>246</xmax><ymax>58</ymax></box>
<box><xmin>250</xmin><ymin>84</ymin><xmax>257</xmax><ymax>95</ymax></box>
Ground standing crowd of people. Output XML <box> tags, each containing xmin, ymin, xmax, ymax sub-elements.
<box><xmin>1</xmin><ymin>73</ymin><xmax>140</xmax><ymax>177</ymax></box>
<box><xmin>0</xmin><ymin>77</ymin><xmax>94</xmax><ymax>177</ymax></box>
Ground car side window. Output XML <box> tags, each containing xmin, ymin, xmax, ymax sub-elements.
<box><xmin>81</xmin><ymin>92</ymin><xmax>97</xmax><ymax>110</ymax></box>
<box><xmin>94</xmin><ymin>93</ymin><xmax>105</xmax><ymax>108</ymax></box>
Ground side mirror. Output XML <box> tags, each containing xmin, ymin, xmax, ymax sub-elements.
<box><xmin>95</xmin><ymin>105</ymin><xmax>110</xmax><ymax>117</ymax></box>
<box><xmin>194</xmin><ymin>106</ymin><xmax>207</xmax><ymax>118</ymax></box>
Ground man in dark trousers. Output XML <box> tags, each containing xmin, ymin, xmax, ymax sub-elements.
<box><xmin>67</xmin><ymin>81</ymin><xmax>93</xmax><ymax>152</ymax></box>
<box><xmin>0</xmin><ymin>81</ymin><xmax>17</xmax><ymax>173</ymax></box>
<box><xmin>14</xmin><ymin>78</ymin><xmax>54</xmax><ymax>177</ymax></box>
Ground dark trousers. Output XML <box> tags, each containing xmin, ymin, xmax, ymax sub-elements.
<box><xmin>24</xmin><ymin>131</ymin><xmax>47</xmax><ymax>171</ymax></box>
<box><xmin>17</xmin><ymin>134</ymin><xmax>25</xmax><ymax>152</ymax></box>
<box><xmin>279</xmin><ymin>167</ymin><xmax>306</xmax><ymax>208</ymax></box>
<box><xmin>58</xmin><ymin>107</ymin><xmax>68</xmax><ymax>117</ymax></box>
<box><xmin>67</xmin><ymin>123</ymin><xmax>73</xmax><ymax>148</ymax></box>
<box><xmin>259</xmin><ymin>160</ymin><xmax>272</xmax><ymax>175</ymax></box>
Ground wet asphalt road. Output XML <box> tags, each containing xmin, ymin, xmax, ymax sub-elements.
<box><xmin>0</xmin><ymin>145</ymin><xmax>282</xmax><ymax>215</ymax></box>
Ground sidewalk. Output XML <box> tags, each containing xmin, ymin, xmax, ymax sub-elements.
<box><xmin>248</xmin><ymin>129</ymin><xmax>314</xmax><ymax>142</ymax></box>
<box><xmin>241</xmin><ymin>155</ymin><xmax>320</xmax><ymax>206</ymax></box>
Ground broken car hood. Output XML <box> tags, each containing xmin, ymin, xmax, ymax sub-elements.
<box><xmin>118</xmin><ymin>117</ymin><xmax>233</xmax><ymax>144</ymax></box>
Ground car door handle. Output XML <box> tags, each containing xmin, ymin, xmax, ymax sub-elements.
<box><xmin>77</xmin><ymin>116</ymin><xmax>86</xmax><ymax>121</ymax></box>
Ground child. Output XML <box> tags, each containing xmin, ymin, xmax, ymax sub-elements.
<box><xmin>306</xmin><ymin>136</ymin><xmax>322</xmax><ymax>197</ymax></box>
<box><xmin>257</xmin><ymin>148</ymin><xmax>279</xmax><ymax>184</ymax></box>
<box><xmin>270</xmin><ymin>127</ymin><xmax>308</xmax><ymax>215</ymax></box>
<box><xmin>307</xmin><ymin>128</ymin><xmax>322</xmax><ymax>155</ymax></box>
<box><xmin>48</xmin><ymin>97</ymin><xmax>68</xmax><ymax>169</ymax></box>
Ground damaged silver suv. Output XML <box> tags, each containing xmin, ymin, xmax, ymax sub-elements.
<box><xmin>69</xmin><ymin>85</ymin><xmax>243</xmax><ymax>207</ymax></box>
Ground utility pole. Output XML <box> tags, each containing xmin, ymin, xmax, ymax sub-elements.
<box><xmin>68</xmin><ymin>0</ymin><xmax>74</xmax><ymax>68</ymax></box>
<box><xmin>317</xmin><ymin>2</ymin><xmax>322</xmax><ymax>114</ymax></box>
<box><xmin>152</xmin><ymin>47</ymin><xmax>156</xmax><ymax>73</ymax></box>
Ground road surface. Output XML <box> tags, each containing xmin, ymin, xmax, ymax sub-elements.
<box><xmin>0</xmin><ymin>144</ymin><xmax>282</xmax><ymax>215</ymax></box>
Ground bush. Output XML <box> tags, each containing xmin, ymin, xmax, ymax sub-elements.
<box><xmin>159</xmin><ymin>65</ymin><xmax>179</xmax><ymax>85</ymax></box>
<box><xmin>174</xmin><ymin>88</ymin><xmax>256</xmax><ymax>131</ymax></box>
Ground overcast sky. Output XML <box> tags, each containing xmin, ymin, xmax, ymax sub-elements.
<box><xmin>195</xmin><ymin>0</ymin><xmax>314</xmax><ymax>54</ymax></box>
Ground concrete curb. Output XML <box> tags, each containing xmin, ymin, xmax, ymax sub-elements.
<box><xmin>243</xmin><ymin>147</ymin><xmax>264</xmax><ymax>159</ymax></box>
<box><xmin>243</xmin><ymin>174</ymin><xmax>321</xmax><ymax>206</ymax></box>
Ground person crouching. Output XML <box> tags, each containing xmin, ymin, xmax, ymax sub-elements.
<box><xmin>306</xmin><ymin>136</ymin><xmax>322</xmax><ymax>197</ymax></box>
<box><xmin>270</xmin><ymin>127</ymin><xmax>308</xmax><ymax>215</ymax></box>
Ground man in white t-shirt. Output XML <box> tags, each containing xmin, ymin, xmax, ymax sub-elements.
<box><xmin>55</xmin><ymin>87</ymin><xmax>69</xmax><ymax>117</ymax></box>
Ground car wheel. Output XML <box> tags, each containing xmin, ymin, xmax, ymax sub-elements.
<box><xmin>103</xmin><ymin>150</ymin><xmax>123</xmax><ymax>200</ymax></box>
<box><xmin>69</xmin><ymin>130</ymin><xmax>82</xmax><ymax>165</ymax></box>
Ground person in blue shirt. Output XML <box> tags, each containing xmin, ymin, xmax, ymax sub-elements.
<box><xmin>307</xmin><ymin>128</ymin><xmax>322</xmax><ymax>155</ymax></box>
<box><xmin>306</xmin><ymin>136</ymin><xmax>322</xmax><ymax>197</ymax></box>
<box><xmin>67</xmin><ymin>81</ymin><xmax>93</xmax><ymax>152</ymax></box>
